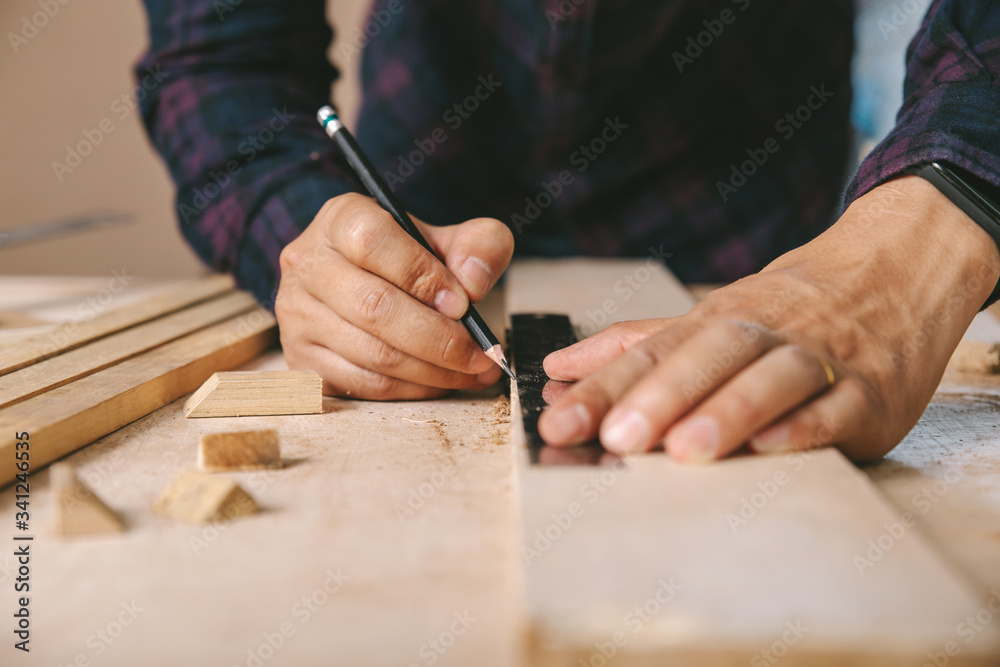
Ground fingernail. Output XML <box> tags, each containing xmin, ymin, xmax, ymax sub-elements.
<box><xmin>751</xmin><ymin>424</ymin><xmax>790</xmax><ymax>454</ymax></box>
<box><xmin>544</xmin><ymin>403</ymin><xmax>591</xmax><ymax>445</ymax></box>
<box><xmin>477</xmin><ymin>367</ymin><xmax>502</xmax><ymax>386</ymax></box>
<box><xmin>459</xmin><ymin>257</ymin><xmax>493</xmax><ymax>297</ymax></box>
<box><xmin>434</xmin><ymin>289</ymin><xmax>466</xmax><ymax>320</ymax></box>
<box><xmin>601</xmin><ymin>409</ymin><xmax>651</xmax><ymax>454</ymax></box>
<box><xmin>666</xmin><ymin>415</ymin><xmax>721</xmax><ymax>463</ymax></box>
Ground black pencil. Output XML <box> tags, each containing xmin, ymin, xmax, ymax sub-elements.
<box><xmin>317</xmin><ymin>106</ymin><xmax>514</xmax><ymax>381</ymax></box>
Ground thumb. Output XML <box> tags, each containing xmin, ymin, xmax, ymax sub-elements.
<box><xmin>421</xmin><ymin>217</ymin><xmax>514</xmax><ymax>302</ymax></box>
<box><xmin>544</xmin><ymin>318</ymin><xmax>674</xmax><ymax>381</ymax></box>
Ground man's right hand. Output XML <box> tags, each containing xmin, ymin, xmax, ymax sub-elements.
<box><xmin>275</xmin><ymin>193</ymin><xmax>514</xmax><ymax>399</ymax></box>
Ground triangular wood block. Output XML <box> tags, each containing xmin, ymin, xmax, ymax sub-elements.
<box><xmin>184</xmin><ymin>370</ymin><xmax>323</xmax><ymax>418</ymax></box>
<box><xmin>51</xmin><ymin>463</ymin><xmax>125</xmax><ymax>536</ymax></box>
<box><xmin>153</xmin><ymin>470</ymin><xmax>258</xmax><ymax>523</ymax></box>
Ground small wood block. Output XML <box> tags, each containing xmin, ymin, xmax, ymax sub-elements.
<box><xmin>198</xmin><ymin>430</ymin><xmax>281</xmax><ymax>472</ymax></box>
<box><xmin>184</xmin><ymin>370</ymin><xmax>323</xmax><ymax>418</ymax></box>
<box><xmin>51</xmin><ymin>463</ymin><xmax>124</xmax><ymax>536</ymax></box>
<box><xmin>154</xmin><ymin>470</ymin><xmax>258</xmax><ymax>523</ymax></box>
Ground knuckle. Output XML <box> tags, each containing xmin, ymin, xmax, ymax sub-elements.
<box><xmin>439</xmin><ymin>326</ymin><xmax>474</xmax><ymax>368</ymax></box>
<box><xmin>367</xmin><ymin>372</ymin><xmax>402</xmax><ymax>401</ymax></box>
<box><xmin>279</xmin><ymin>242</ymin><xmax>306</xmax><ymax>274</ymax></box>
<box><xmin>356</xmin><ymin>283</ymin><xmax>394</xmax><ymax>327</ymax></box>
<box><xmin>405</xmin><ymin>256</ymin><xmax>444</xmax><ymax>302</ymax></box>
<box><xmin>342</xmin><ymin>210</ymin><xmax>385</xmax><ymax>264</ymax></box>
<box><xmin>780</xmin><ymin>344</ymin><xmax>827</xmax><ymax>385</ymax></box>
<box><xmin>721</xmin><ymin>318</ymin><xmax>767</xmax><ymax>347</ymax></box>
<box><xmin>366</xmin><ymin>338</ymin><xmax>407</xmax><ymax>374</ymax></box>
<box><xmin>724</xmin><ymin>382</ymin><xmax>765</xmax><ymax>424</ymax></box>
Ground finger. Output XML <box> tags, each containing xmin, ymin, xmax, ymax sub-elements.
<box><xmin>663</xmin><ymin>344</ymin><xmax>834</xmax><ymax>462</ymax></box>
<box><xmin>541</xmin><ymin>379</ymin><xmax>573</xmax><ymax>405</ymax></box>
<box><xmin>427</xmin><ymin>217</ymin><xmax>514</xmax><ymax>301</ymax></box>
<box><xmin>293</xmin><ymin>292</ymin><xmax>501</xmax><ymax>390</ymax></box>
<box><xmin>749</xmin><ymin>378</ymin><xmax>878</xmax><ymax>460</ymax></box>
<box><xmin>544</xmin><ymin>319</ymin><xmax>675</xmax><ymax>381</ymax></box>
<box><xmin>286</xmin><ymin>340</ymin><xmax>450</xmax><ymax>400</ymax></box>
<box><xmin>537</xmin><ymin>319</ymin><xmax>701</xmax><ymax>446</ymax></box>
<box><xmin>307</xmin><ymin>251</ymin><xmax>494</xmax><ymax>375</ymax></box>
<box><xmin>537</xmin><ymin>445</ymin><xmax>607</xmax><ymax>466</ymax></box>
<box><xmin>324</xmin><ymin>194</ymin><xmax>471</xmax><ymax>320</ymax></box>
<box><xmin>599</xmin><ymin>320</ymin><xmax>782</xmax><ymax>455</ymax></box>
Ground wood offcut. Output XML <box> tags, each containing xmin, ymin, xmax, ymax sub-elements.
<box><xmin>154</xmin><ymin>470</ymin><xmax>258</xmax><ymax>523</ymax></box>
<box><xmin>184</xmin><ymin>370</ymin><xmax>323</xmax><ymax>418</ymax></box>
<box><xmin>51</xmin><ymin>463</ymin><xmax>124</xmax><ymax>536</ymax></box>
<box><xmin>199</xmin><ymin>430</ymin><xmax>281</xmax><ymax>472</ymax></box>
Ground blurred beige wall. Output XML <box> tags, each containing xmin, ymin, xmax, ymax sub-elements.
<box><xmin>0</xmin><ymin>0</ymin><xmax>370</xmax><ymax>279</ymax></box>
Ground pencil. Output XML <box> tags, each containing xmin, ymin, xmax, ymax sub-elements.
<box><xmin>317</xmin><ymin>106</ymin><xmax>515</xmax><ymax>381</ymax></box>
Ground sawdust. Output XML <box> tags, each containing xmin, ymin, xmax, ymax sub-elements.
<box><xmin>427</xmin><ymin>419</ymin><xmax>456</xmax><ymax>451</ymax></box>
<box><xmin>481</xmin><ymin>395</ymin><xmax>512</xmax><ymax>448</ymax></box>
<box><xmin>487</xmin><ymin>395</ymin><xmax>510</xmax><ymax>425</ymax></box>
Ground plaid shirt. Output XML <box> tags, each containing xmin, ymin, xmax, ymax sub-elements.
<box><xmin>137</xmin><ymin>0</ymin><xmax>1000</xmax><ymax>307</ymax></box>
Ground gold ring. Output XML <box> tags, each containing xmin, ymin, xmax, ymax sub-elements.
<box><xmin>818</xmin><ymin>357</ymin><xmax>836</xmax><ymax>388</ymax></box>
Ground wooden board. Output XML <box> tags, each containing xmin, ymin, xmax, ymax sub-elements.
<box><xmin>184</xmin><ymin>370</ymin><xmax>323</xmax><ymax>417</ymax></box>
<box><xmin>0</xmin><ymin>310</ymin><xmax>277</xmax><ymax>487</ymax></box>
<box><xmin>0</xmin><ymin>291</ymin><xmax>258</xmax><ymax>409</ymax></box>
<box><xmin>0</xmin><ymin>273</ymin><xmax>234</xmax><ymax>376</ymax></box>
<box><xmin>505</xmin><ymin>259</ymin><xmax>1000</xmax><ymax>665</ymax></box>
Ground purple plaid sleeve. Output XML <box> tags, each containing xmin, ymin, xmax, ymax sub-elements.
<box><xmin>138</xmin><ymin>0</ymin><xmax>862</xmax><ymax>298</ymax></box>
<box><xmin>845</xmin><ymin>0</ymin><xmax>1000</xmax><ymax>202</ymax></box>
<box><xmin>135</xmin><ymin>0</ymin><xmax>362</xmax><ymax>305</ymax></box>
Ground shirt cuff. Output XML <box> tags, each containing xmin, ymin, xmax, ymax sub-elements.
<box><xmin>844</xmin><ymin>82</ymin><xmax>1000</xmax><ymax>205</ymax></box>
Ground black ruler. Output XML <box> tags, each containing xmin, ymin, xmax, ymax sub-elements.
<box><xmin>509</xmin><ymin>313</ymin><xmax>612</xmax><ymax>465</ymax></box>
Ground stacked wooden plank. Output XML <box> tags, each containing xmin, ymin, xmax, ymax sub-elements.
<box><xmin>0</xmin><ymin>275</ymin><xmax>277</xmax><ymax>486</ymax></box>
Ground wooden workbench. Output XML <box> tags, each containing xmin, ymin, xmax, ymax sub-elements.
<box><xmin>2</xmin><ymin>272</ymin><xmax>999</xmax><ymax>666</ymax></box>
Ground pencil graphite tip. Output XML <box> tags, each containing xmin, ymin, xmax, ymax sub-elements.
<box><xmin>484</xmin><ymin>345</ymin><xmax>516</xmax><ymax>380</ymax></box>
